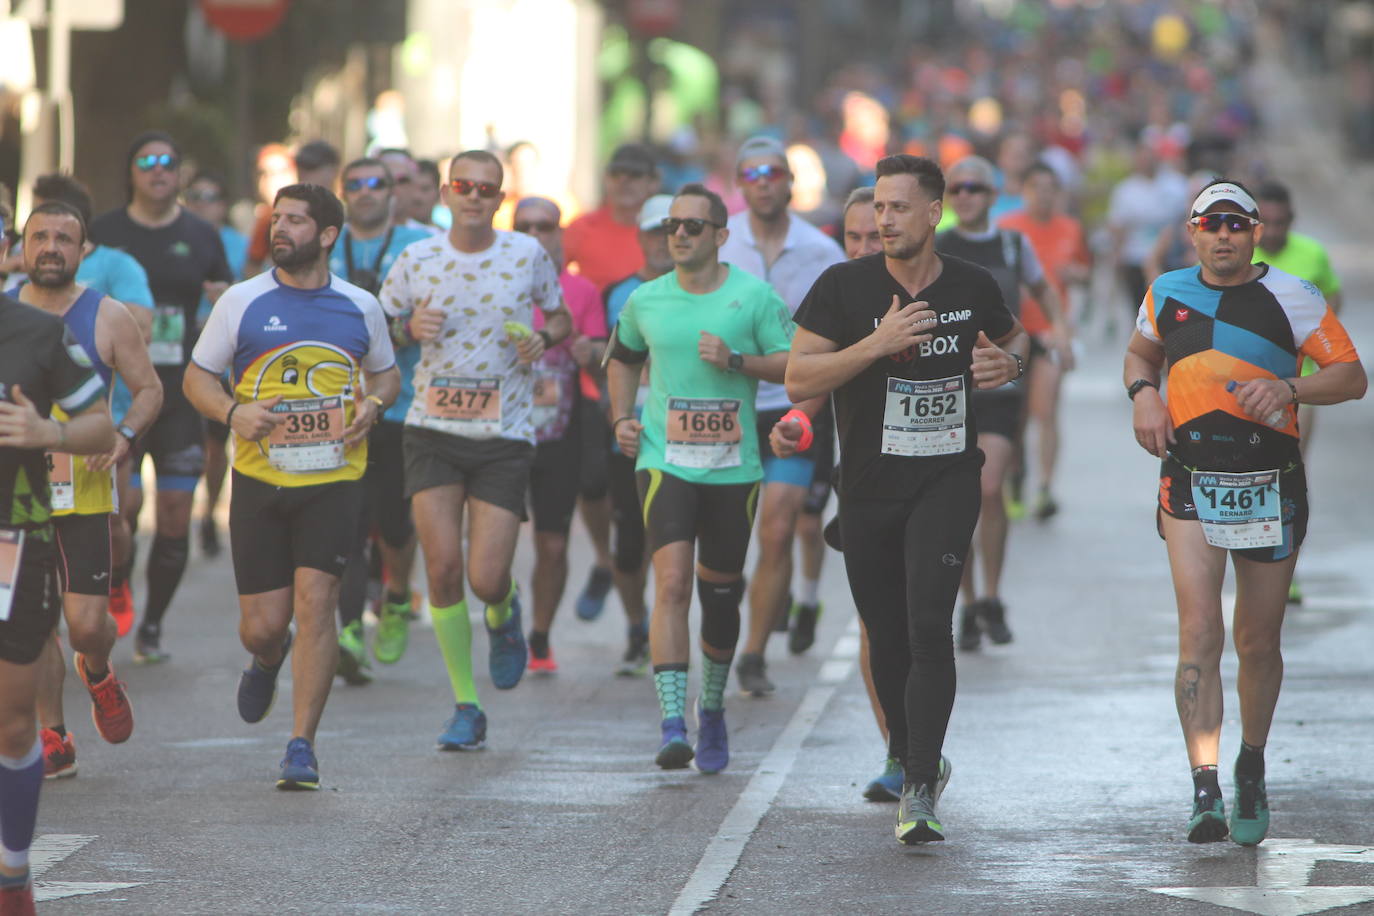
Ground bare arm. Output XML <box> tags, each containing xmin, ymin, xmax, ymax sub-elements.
<box><xmin>608</xmin><ymin>355</ymin><xmax>646</xmax><ymax>457</ymax></box>
<box><xmin>88</xmin><ymin>299</ymin><xmax>164</xmax><ymax>471</ymax></box>
<box><xmin>785</xmin><ymin>295</ymin><xmax>938</xmax><ymax>402</ymax></box>
<box><xmin>0</xmin><ymin>387</ymin><xmax>113</xmax><ymax>455</ymax></box>
<box><xmin>1025</xmin><ymin>278</ymin><xmax>1075</xmax><ymax>370</ymax></box>
<box><xmin>183</xmin><ymin>362</ymin><xmax>282</xmax><ymax>442</ymax></box>
<box><xmin>1124</xmin><ymin>330</ymin><xmax>1173</xmax><ymax>458</ymax></box>
<box><xmin>342</xmin><ymin>365</ymin><xmax>401</xmax><ymax>450</ymax></box>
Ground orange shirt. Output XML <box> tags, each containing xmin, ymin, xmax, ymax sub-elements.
<box><xmin>563</xmin><ymin>205</ymin><xmax>643</xmax><ymax>293</ymax></box>
<box><xmin>997</xmin><ymin>210</ymin><xmax>1089</xmax><ymax>335</ymax></box>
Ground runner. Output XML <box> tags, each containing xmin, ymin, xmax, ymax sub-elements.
<box><xmin>1124</xmin><ymin>179</ymin><xmax>1364</xmax><ymax>845</ymax></box>
<box><xmin>328</xmin><ymin>157</ymin><xmax>432</xmax><ymax>685</ymax></box>
<box><xmin>379</xmin><ymin>150</ymin><xmax>570</xmax><ymax>750</ymax></box>
<box><xmin>718</xmin><ymin>136</ymin><xmax>844</xmax><ymax>696</ymax></box>
<box><xmin>89</xmin><ymin>130</ymin><xmax>233</xmax><ymax>663</ymax></box>
<box><xmin>377</xmin><ymin>149</ymin><xmax>442</xmax><ymax>237</ymax></box>
<box><xmin>9</xmin><ymin>202</ymin><xmax>162</xmax><ymax>778</ymax></box>
<box><xmin>785</xmin><ymin>154</ymin><xmax>1026</xmax><ymax>843</ymax></box>
<box><xmin>997</xmin><ymin>161</ymin><xmax>1089</xmax><ymax>522</ymax></box>
<box><xmin>185</xmin><ymin>183</ymin><xmax>399</xmax><ymax>789</ymax></box>
<box><xmin>607</xmin><ymin>183</ymin><xmax>793</xmax><ymax>773</ymax></box>
<box><xmin>0</xmin><ymin>211</ymin><xmax>114</xmax><ymax>910</ymax></box>
<box><xmin>512</xmin><ymin>197</ymin><xmax>608</xmax><ymax>673</ymax></box>
<box><xmin>600</xmin><ymin>193</ymin><xmax>674</xmax><ymax>676</ymax></box>
<box><xmin>934</xmin><ymin>155</ymin><xmax>1070</xmax><ymax>652</ymax></box>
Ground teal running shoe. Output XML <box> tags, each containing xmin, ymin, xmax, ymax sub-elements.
<box><xmin>1187</xmin><ymin>794</ymin><xmax>1229</xmax><ymax>843</ymax></box>
<box><xmin>1230</xmin><ymin>771</ymin><xmax>1270</xmax><ymax>846</ymax></box>
<box><xmin>695</xmin><ymin>703</ymin><xmax>728</xmax><ymax>774</ymax></box>
<box><xmin>575</xmin><ymin>566</ymin><xmax>612</xmax><ymax>621</ymax></box>
<box><xmin>276</xmin><ymin>737</ymin><xmax>319</xmax><ymax>790</ymax></box>
<box><xmin>486</xmin><ymin>591</ymin><xmax>527</xmax><ymax>690</ymax></box>
<box><xmin>437</xmin><ymin>703</ymin><xmax>487</xmax><ymax>751</ymax></box>
<box><xmin>863</xmin><ymin>757</ymin><xmax>903</xmax><ymax>802</ymax></box>
<box><xmin>655</xmin><ymin>716</ymin><xmax>693</xmax><ymax>770</ymax></box>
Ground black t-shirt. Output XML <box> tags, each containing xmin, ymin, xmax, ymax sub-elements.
<box><xmin>794</xmin><ymin>253</ymin><xmax>1014</xmax><ymax>499</ymax></box>
<box><xmin>0</xmin><ymin>295</ymin><xmax>105</xmax><ymax>535</ymax></box>
<box><xmin>89</xmin><ymin>207</ymin><xmax>231</xmax><ymax>373</ymax></box>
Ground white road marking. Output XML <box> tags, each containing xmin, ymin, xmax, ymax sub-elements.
<box><xmin>1151</xmin><ymin>838</ymin><xmax>1374</xmax><ymax>915</ymax></box>
<box><xmin>669</xmin><ymin>619</ymin><xmax>861</xmax><ymax>915</ymax></box>
<box><xmin>30</xmin><ymin>834</ymin><xmax>141</xmax><ymax>903</ymax></box>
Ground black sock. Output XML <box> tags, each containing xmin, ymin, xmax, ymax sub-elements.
<box><xmin>529</xmin><ymin>630</ymin><xmax>549</xmax><ymax>657</ymax></box>
<box><xmin>143</xmin><ymin>534</ymin><xmax>189</xmax><ymax>628</ymax></box>
<box><xmin>1192</xmin><ymin>764</ymin><xmax>1222</xmax><ymax>801</ymax></box>
<box><xmin>51</xmin><ymin>724</ymin><xmax>66</xmax><ymax>739</ymax></box>
<box><xmin>1237</xmin><ymin>741</ymin><xmax>1265</xmax><ymax>780</ymax></box>
<box><xmin>112</xmin><ymin>538</ymin><xmax>137</xmax><ymax>589</ymax></box>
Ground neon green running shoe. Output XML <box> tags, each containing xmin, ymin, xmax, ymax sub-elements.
<box><xmin>373</xmin><ymin>596</ymin><xmax>412</xmax><ymax>665</ymax></box>
<box><xmin>337</xmin><ymin>620</ymin><xmax>373</xmax><ymax>686</ymax></box>
<box><xmin>1287</xmin><ymin>578</ymin><xmax>1304</xmax><ymax>605</ymax></box>
<box><xmin>1187</xmin><ymin>794</ymin><xmax>1229</xmax><ymax>843</ymax></box>
<box><xmin>1230</xmin><ymin>770</ymin><xmax>1270</xmax><ymax>847</ymax></box>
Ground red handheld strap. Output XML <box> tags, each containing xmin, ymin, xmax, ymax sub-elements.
<box><xmin>780</xmin><ymin>408</ymin><xmax>814</xmax><ymax>452</ymax></box>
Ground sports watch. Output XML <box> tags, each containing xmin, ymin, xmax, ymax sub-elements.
<box><xmin>1127</xmin><ymin>378</ymin><xmax>1160</xmax><ymax>401</ymax></box>
<box><xmin>727</xmin><ymin>351</ymin><xmax>744</xmax><ymax>372</ymax></box>
<box><xmin>116</xmin><ymin>423</ymin><xmax>138</xmax><ymax>446</ymax></box>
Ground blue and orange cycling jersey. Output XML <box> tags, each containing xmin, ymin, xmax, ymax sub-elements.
<box><xmin>1137</xmin><ymin>264</ymin><xmax>1358</xmax><ymax>472</ymax></box>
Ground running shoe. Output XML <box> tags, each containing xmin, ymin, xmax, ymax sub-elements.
<box><xmin>107</xmin><ymin>582</ymin><xmax>133</xmax><ymax>638</ymax></box>
<box><xmin>574</xmin><ymin>566</ymin><xmax>613</xmax><ymax>621</ymax></box>
<box><xmin>75</xmin><ymin>654</ymin><xmax>133</xmax><ymax>744</ymax></box>
<box><xmin>655</xmin><ymin>716</ymin><xmax>694</xmax><ymax>770</ymax></box>
<box><xmin>0</xmin><ymin>876</ymin><xmax>35</xmax><ymax>916</ymax></box>
<box><xmin>695</xmin><ymin>703</ymin><xmax>728</xmax><ymax>774</ymax></box>
<box><xmin>616</xmin><ymin>625</ymin><xmax>650</xmax><ymax>677</ymax></box>
<box><xmin>486</xmin><ymin>591</ymin><xmax>527</xmax><ymax>690</ymax></box>
<box><xmin>276</xmin><ymin>737</ymin><xmax>320</xmax><ymax>790</ymax></box>
<box><xmin>237</xmin><ymin>631</ymin><xmax>292</xmax><ymax>724</ymax></box>
<box><xmin>1005</xmin><ymin>474</ymin><xmax>1026</xmax><ymax>521</ymax></box>
<box><xmin>528</xmin><ymin>644</ymin><xmax>558</xmax><ymax>675</ymax></box>
<box><xmin>1187</xmin><ymin>794</ymin><xmax>1229</xmax><ymax>843</ymax></box>
<box><xmin>372</xmin><ymin>596</ymin><xmax>411</xmax><ymax>665</ymax></box>
<box><xmin>1287</xmin><ymin>578</ymin><xmax>1304</xmax><ymax>606</ymax></box>
<box><xmin>336</xmin><ymin>620</ymin><xmax>373</xmax><ymax>686</ymax></box>
<box><xmin>957</xmin><ymin>604</ymin><xmax>982</xmax><ymax>652</ymax></box>
<box><xmin>735</xmin><ymin>652</ymin><xmax>774</xmax><ymax>698</ymax></box>
<box><xmin>133</xmin><ymin>622</ymin><xmax>169</xmax><ymax>664</ymax></box>
<box><xmin>199</xmin><ymin>515</ymin><xmax>221</xmax><ymax>558</ymax></box>
<box><xmin>1230</xmin><ymin>770</ymin><xmax>1270</xmax><ymax>847</ymax></box>
<box><xmin>975</xmin><ymin>598</ymin><xmax>1013</xmax><ymax>645</ymax></box>
<box><xmin>933</xmin><ymin>755</ymin><xmax>953</xmax><ymax>804</ymax></box>
<box><xmin>437</xmin><ymin>703</ymin><xmax>487</xmax><ymax>751</ymax></box>
<box><xmin>40</xmin><ymin>728</ymin><xmax>77</xmax><ymax>780</ymax></box>
<box><xmin>788</xmin><ymin>601</ymin><xmax>820</xmax><ymax>655</ymax></box>
<box><xmin>1033</xmin><ymin>491</ymin><xmax>1059</xmax><ymax>522</ymax></box>
<box><xmin>896</xmin><ymin>783</ymin><xmax>945</xmax><ymax>844</ymax></box>
<box><xmin>863</xmin><ymin>757</ymin><xmax>903</xmax><ymax>802</ymax></box>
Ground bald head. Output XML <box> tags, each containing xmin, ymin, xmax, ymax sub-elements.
<box><xmin>513</xmin><ymin>196</ymin><xmax>563</xmax><ymax>264</ymax></box>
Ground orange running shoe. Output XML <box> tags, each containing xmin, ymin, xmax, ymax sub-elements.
<box><xmin>75</xmin><ymin>654</ymin><xmax>134</xmax><ymax>744</ymax></box>
<box><xmin>40</xmin><ymin>728</ymin><xmax>77</xmax><ymax>780</ymax></box>
<box><xmin>0</xmin><ymin>879</ymin><xmax>36</xmax><ymax>916</ymax></box>
<box><xmin>528</xmin><ymin>645</ymin><xmax>558</xmax><ymax>675</ymax></box>
<box><xmin>108</xmin><ymin>582</ymin><xmax>133</xmax><ymax>638</ymax></box>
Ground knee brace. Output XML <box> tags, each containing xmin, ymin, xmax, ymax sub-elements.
<box><xmin>697</xmin><ymin>577</ymin><xmax>744</xmax><ymax>652</ymax></box>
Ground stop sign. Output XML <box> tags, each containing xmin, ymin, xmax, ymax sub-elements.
<box><xmin>200</xmin><ymin>0</ymin><xmax>289</xmax><ymax>41</ymax></box>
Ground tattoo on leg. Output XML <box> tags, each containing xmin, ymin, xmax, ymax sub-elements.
<box><xmin>1176</xmin><ymin>664</ymin><xmax>1201</xmax><ymax>721</ymax></box>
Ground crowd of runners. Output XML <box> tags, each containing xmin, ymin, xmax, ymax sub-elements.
<box><xmin>0</xmin><ymin>3</ymin><xmax>1368</xmax><ymax>912</ymax></box>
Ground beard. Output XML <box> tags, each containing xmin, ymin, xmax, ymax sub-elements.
<box><xmin>271</xmin><ymin>233</ymin><xmax>324</xmax><ymax>270</ymax></box>
<box><xmin>29</xmin><ymin>258</ymin><xmax>77</xmax><ymax>289</ymax></box>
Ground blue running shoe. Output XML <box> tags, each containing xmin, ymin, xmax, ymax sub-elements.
<box><xmin>695</xmin><ymin>703</ymin><xmax>729</xmax><ymax>774</ymax></box>
<box><xmin>574</xmin><ymin>566</ymin><xmax>613</xmax><ymax>621</ymax></box>
<box><xmin>655</xmin><ymin>716</ymin><xmax>694</xmax><ymax>770</ymax></box>
<box><xmin>276</xmin><ymin>737</ymin><xmax>319</xmax><ymax>790</ymax></box>
<box><xmin>1230</xmin><ymin>771</ymin><xmax>1270</xmax><ymax>847</ymax></box>
<box><xmin>437</xmin><ymin>703</ymin><xmax>487</xmax><ymax>751</ymax></box>
<box><xmin>864</xmin><ymin>757</ymin><xmax>904</xmax><ymax>802</ymax></box>
<box><xmin>486</xmin><ymin>591</ymin><xmax>527</xmax><ymax>690</ymax></box>
<box><xmin>237</xmin><ymin>631</ymin><xmax>292</xmax><ymax>724</ymax></box>
<box><xmin>1187</xmin><ymin>794</ymin><xmax>1229</xmax><ymax>843</ymax></box>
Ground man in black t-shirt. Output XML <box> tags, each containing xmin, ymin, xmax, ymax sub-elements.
<box><xmin>786</xmin><ymin>154</ymin><xmax>1027</xmax><ymax>846</ymax></box>
<box><xmin>0</xmin><ymin>219</ymin><xmax>114</xmax><ymax>908</ymax></box>
<box><xmin>90</xmin><ymin>130</ymin><xmax>232</xmax><ymax>663</ymax></box>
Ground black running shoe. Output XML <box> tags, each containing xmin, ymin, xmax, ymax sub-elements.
<box><xmin>957</xmin><ymin>605</ymin><xmax>982</xmax><ymax>652</ymax></box>
<box><xmin>976</xmin><ymin>598</ymin><xmax>1013</xmax><ymax>645</ymax></box>
<box><xmin>788</xmin><ymin>602</ymin><xmax>820</xmax><ymax>655</ymax></box>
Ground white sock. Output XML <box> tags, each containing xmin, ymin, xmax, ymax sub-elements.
<box><xmin>797</xmin><ymin>577</ymin><xmax>820</xmax><ymax>607</ymax></box>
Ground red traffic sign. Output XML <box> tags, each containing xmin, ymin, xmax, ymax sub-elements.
<box><xmin>200</xmin><ymin>0</ymin><xmax>289</xmax><ymax>41</ymax></box>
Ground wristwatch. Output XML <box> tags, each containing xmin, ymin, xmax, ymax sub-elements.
<box><xmin>1127</xmin><ymin>378</ymin><xmax>1159</xmax><ymax>401</ymax></box>
<box><xmin>727</xmin><ymin>350</ymin><xmax>744</xmax><ymax>372</ymax></box>
<box><xmin>116</xmin><ymin>423</ymin><xmax>138</xmax><ymax>446</ymax></box>
<box><xmin>1010</xmin><ymin>352</ymin><xmax>1025</xmax><ymax>380</ymax></box>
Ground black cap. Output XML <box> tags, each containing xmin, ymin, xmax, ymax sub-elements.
<box><xmin>607</xmin><ymin>143</ymin><xmax>656</xmax><ymax>176</ymax></box>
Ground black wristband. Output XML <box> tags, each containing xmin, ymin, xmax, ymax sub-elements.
<box><xmin>1127</xmin><ymin>378</ymin><xmax>1159</xmax><ymax>401</ymax></box>
<box><xmin>612</xmin><ymin>416</ymin><xmax>636</xmax><ymax>432</ymax></box>
<box><xmin>538</xmin><ymin>329</ymin><xmax>553</xmax><ymax>350</ymax></box>
<box><xmin>1284</xmin><ymin>378</ymin><xmax>1298</xmax><ymax>404</ymax></box>
<box><xmin>225</xmin><ymin>402</ymin><xmax>240</xmax><ymax>427</ymax></box>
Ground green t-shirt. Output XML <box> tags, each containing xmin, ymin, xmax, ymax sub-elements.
<box><xmin>616</xmin><ymin>265</ymin><xmax>793</xmax><ymax>484</ymax></box>
<box><xmin>1255</xmin><ymin>231</ymin><xmax>1340</xmax><ymax>297</ymax></box>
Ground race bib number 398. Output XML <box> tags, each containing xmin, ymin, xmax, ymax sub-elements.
<box><xmin>267</xmin><ymin>396</ymin><xmax>346</xmax><ymax>473</ymax></box>
<box><xmin>665</xmin><ymin>397</ymin><xmax>742</xmax><ymax>469</ymax></box>
<box><xmin>1190</xmin><ymin>469</ymin><xmax>1283</xmax><ymax>550</ymax></box>
<box><xmin>881</xmin><ymin>375</ymin><xmax>966</xmax><ymax>457</ymax></box>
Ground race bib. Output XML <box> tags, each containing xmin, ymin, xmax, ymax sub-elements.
<box><xmin>1190</xmin><ymin>469</ymin><xmax>1282</xmax><ymax>550</ymax></box>
<box><xmin>0</xmin><ymin>527</ymin><xmax>23</xmax><ymax>622</ymax></box>
<box><xmin>425</xmin><ymin>377</ymin><xmax>502</xmax><ymax>437</ymax></box>
<box><xmin>664</xmin><ymin>397</ymin><xmax>742</xmax><ymax>469</ymax></box>
<box><xmin>149</xmin><ymin>304</ymin><xmax>185</xmax><ymax>366</ymax></box>
<box><xmin>881</xmin><ymin>375</ymin><xmax>966</xmax><ymax>457</ymax></box>
<box><xmin>46</xmin><ymin>452</ymin><xmax>74</xmax><ymax>511</ymax></box>
<box><xmin>267</xmin><ymin>396</ymin><xmax>346</xmax><ymax>473</ymax></box>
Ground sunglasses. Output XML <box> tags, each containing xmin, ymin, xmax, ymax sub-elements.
<box><xmin>514</xmin><ymin>220</ymin><xmax>558</xmax><ymax>234</ymax></box>
<box><xmin>344</xmin><ymin>176</ymin><xmax>390</xmax><ymax>192</ymax></box>
<box><xmin>608</xmin><ymin>166</ymin><xmax>650</xmax><ymax>180</ymax></box>
<box><xmin>184</xmin><ymin>189</ymin><xmax>223</xmax><ymax>204</ymax></box>
<box><xmin>135</xmin><ymin>153</ymin><xmax>178</xmax><ymax>172</ymax></box>
<box><xmin>661</xmin><ymin>217</ymin><xmax>721</xmax><ymax>236</ymax></box>
<box><xmin>949</xmin><ymin>182</ymin><xmax>991</xmax><ymax>196</ymax></box>
<box><xmin>1190</xmin><ymin>213</ymin><xmax>1260</xmax><ymax>233</ymax></box>
<box><xmin>449</xmin><ymin>178</ymin><xmax>501</xmax><ymax>198</ymax></box>
<box><xmin>739</xmin><ymin>164</ymin><xmax>790</xmax><ymax>184</ymax></box>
